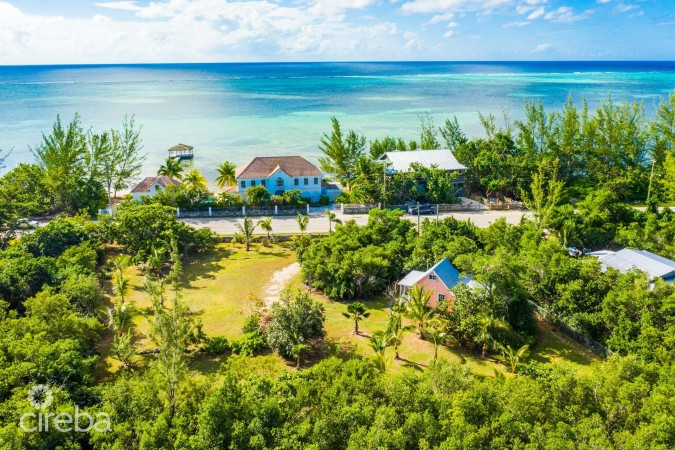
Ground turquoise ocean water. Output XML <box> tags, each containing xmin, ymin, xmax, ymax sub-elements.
<box><xmin>1</xmin><ymin>61</ymin><xmax>675</xmax><ymax>182</ymax></box>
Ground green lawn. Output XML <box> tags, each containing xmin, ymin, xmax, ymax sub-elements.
<box><xmin>97</xmin><ymin>241</ymin><xmax>596</xmax><ymax>381</ymax></box>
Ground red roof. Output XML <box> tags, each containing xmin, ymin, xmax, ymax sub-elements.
<box><xmin>235</xmin><ymin>156</ymin><xmax>322</xmax><ymax>179</ymax></box>
<box><xmin>131</xmin><ymin>176</ymin><xmax>181</xmax><ymax>193</ymax></box>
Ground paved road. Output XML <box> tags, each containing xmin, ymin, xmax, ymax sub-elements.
<box><xmin>180</xmin><ymin>209</ymin><xmax>530</xmax><ymax>235</ymax></box>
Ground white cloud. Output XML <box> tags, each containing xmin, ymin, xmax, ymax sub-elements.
<box><xmin>544</xmin><ymin>6</ymin><xmax>592</xmax><ymax>22</ymax></box>
<box><xmin>503</xmin><ymin>20</ymin><xmax>530</xmax><ymax>27</ymax></box>
<box><xmin>443</xmin><ymin>29</ymin><xmax>458</xmax><ymax>37</ymax></box>
<box><xmin>527</xmin><ymin>7</ymin><xmax>544</xmax><ymax>19</ymax></box>
<box><xmin>447</xmin><ymin>21</ymin><xmax>459</xmax><ymax>27</ymax></box>
<box><xmin>532</xmin><ymin>42</ymin><xmax>552</xmax><ymax>52</ymax></box>
<box><xmin>428</xmin><ymin>12</ymin><xmax>455</xmax><ymax>23</ymax></box>
<box><xmin>524</xmin><ymin>0</ymin><xmax>547</xmax><ymax>4</ymax></box>
<box><xmin>400</xmin><ymin>0</ymin><xmax>511</xmax><ymax>14</ymax></box>
<box><xmin>0</xmin><ymin>0</ymin><xmax>411</xmax><ymax>64</ymax></box>
<box><xmin>597</xmin><ymin>0</ymin><xmax>611</xmax><ymax>4</ymax></box>
<box><xmin>616</xmin><ymin>4</ymin><xmax>638</xmax><ymax>14</ymax></box>
<box><xmin>95</xmin><ymin>1</ymin><xmax>143</xmax><ymax>11</ymax></box>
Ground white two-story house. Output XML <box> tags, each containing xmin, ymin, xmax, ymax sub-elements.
<box><xmin>232</xmin><ymin>156</ymin><xmax>324</xmax><ymax>202</ymax></box>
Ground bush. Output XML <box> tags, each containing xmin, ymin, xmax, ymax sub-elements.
<box><xmin>265</xmin><ymin>290</ymin><xmax>325</xmax><ymax>359</ymax></box>
<box><xmin>21</xmin><ymin>219</ymin><xmax>90</xmax><ymax>258</ymax></box>
<box><xmin>202</xmin><ymin>336</ymin><xmax>229</xmax><ymax>356</ymax></box>
<box><xmin>230</xmin><ymin>332</ymin><xmax>266</xmax><ymax>356</ymax></box>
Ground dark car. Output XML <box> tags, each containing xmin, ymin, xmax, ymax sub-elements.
<box><xmin>408</xmin><ymin>204</ymin><xmax>436</xmax><ymax>215</ymax></box>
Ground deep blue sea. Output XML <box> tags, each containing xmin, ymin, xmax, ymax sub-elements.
<box><xmin>1</xmin><ymin>61</ymin><xmax>675</xmax><ymax>182</ymax></box>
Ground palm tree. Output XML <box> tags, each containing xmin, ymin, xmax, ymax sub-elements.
<box><xmin>326</xmin><ymin>209</ymin><xmax>342</xmax><ymax>233</ymax></box>
<box><xmin>183</xmin><ymin>168</ymin><xmax>207</xmax><ymax>189</ymax></box>
<box><xmin>112</xmin><ymin>254</ymin><xmax>132</xmax><ymax>278</ymax></box>
<box><xmin>405</xmin><ymin>285</ymin><xmax>434</xmax><ymax>337</ymax></box>
<box><xmin>157</xmin><ymin>157</ymin><xmax>183</xmax><ymax>180</ymax></box>
<box><xmin>114</xmin><ymin>274</ymin><xmax>130</xmax><ymax>304</ymax></box>
<box><xmin>214</xmin><ymin>161</ymin><xmax>237</xmax><ymax>189</ymax></box>
<box><xmin>104</xmin><ymin>301</ymin><xmax>134</xmax><ymax>337</ymax></box>
<box><xmin>386</xmin><ymin>307</ymin><xmax>415</xmax><ymax>360</ymax></box>
<box><xmin>111</xmin><ymin>331</ymin><xmax>137</xmax><ymax>370</ymax></box>
<box><xmin>477</xmin><ymin>313</ymin><xmax>509</xmax><ymax>358</ymax></box>
<box><xmin>235</xmin><ymin>216</ymin><xmax>258</xmax><ymax>251</ymax></box>
<box><xmin>342</xmin><ymin>302</ymin><xmax>370</xmax><ymax>335</ymax></box>
<box><xmin>297</xmin><ymin>214</ymin><xmax>309</xmax><ymax>234</ymax></box>
<box><xmin>424</xmin><ymin>317</ymin><xmax>448</xmax><ymax>361</ymax></box>
<box><xmin>499</xmin><ymin>343</ymin><xmax>530</xmax><ymax>373</ymax></box>
<box><xmin>258</xmin><ymin>218</ymin><xmax>273</xmax><ymax>240</ymax></box>
<box><xmin>369</xmin><ymin>331</ymin><xmax>392</xmax><ymax>373</ymax></box>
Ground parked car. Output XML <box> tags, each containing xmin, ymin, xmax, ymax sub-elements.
<box><xmin>408</xmin><ymin>204</ymin><xmax>436</xmax><ymax>215</ymax></box>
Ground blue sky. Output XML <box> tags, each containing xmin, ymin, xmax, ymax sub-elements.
<box><xmin>1</xmin><ymin>0</ymin><xmax>673</xmax><ymax>64</ymax></box>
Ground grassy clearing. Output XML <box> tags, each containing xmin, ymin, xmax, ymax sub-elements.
<box><xmin>97</xmin><ymin>241</ymin><xmax>595</xmax><ymax>381</ymax></box>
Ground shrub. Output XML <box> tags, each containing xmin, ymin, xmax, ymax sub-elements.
<box><xmin>230</xmin><ymin>331</ymin><xmax>266</xmax><ymax>356</ymax></box>
<box><xmin>202</xmin><ymin>336</ymin><xmax>230</xmax><ymax>356</ymax></box>
<box><xmin>265</xmin><ymin>290</ymin><xmax>325</xmax><ymax>359</ymax></box>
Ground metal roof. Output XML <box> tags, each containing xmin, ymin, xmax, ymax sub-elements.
<box><xmin>592</xmin><ymin>249</ymin><xmax>675</xmax><ymax>280</ymax></box>
<box><xmin>398</xmin><ymin>258</ymin><xmax>461</xmax><ymax>290</ymax></box>
<box><xmin>379</xmin><ymin>149</ymin><xmax>467</xmax><ymax>173</ymax></box>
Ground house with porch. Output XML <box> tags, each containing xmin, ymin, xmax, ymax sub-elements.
<box><xmin>130</xmin><ymin>176</ymin><xmax>182</xmax><ymax>201</ymax></box>
<box><xmin>397</xmin><ymin>258</ymin><xmax>478</xmax><ymax>307</ymax></box>
<box><xmin>378</xmin><ymin>149</ymin><xmax>468</xmax><ymax>197</ymax></box>
<box><xmin>229</xmin><ymin>156</ymin><xmax>330</xmax><ymax>203</ymax></box>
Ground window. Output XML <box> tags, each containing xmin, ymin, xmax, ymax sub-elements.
<box><xmin>294</xmin><ymin>178</ymin><xmax>299</xmax><ymax>186</ymax></box>
<box><xmin>251</xmin><ymin>180</ymin><xmax>256</xmax><ymax>187</ymax></box>
<box><xmin>438</xmin><ymin>294</ymin><xmax>446</xmax><ymax>301</ymax></box>
<box><xmin>277</xmin><ymin>178</ymin><xmax>284</xmax><ymax>187</ymax></box>
<box><xmin>155</xmin><ymin>184</ymin><xmax>161</xmax><ymax>192</ymax></box>
<box><xmin>240</xmin><ymin>180</ymin><xmax>246</xmax><ymax>188</ymax></box>
<box><xmin>314</xmin><ymin>177</ymin><xmax>319</xmax><ymax>185</ymax></box>
<box><xmin>304</xmin><ymin>178</ymin><xmax>309</xmax><ymax>185</ymax></box>
<box><xmin>261</xmin><ymin>179</ymin><xmax>266</xmax><ymax>187</ymax></box>
<box><xmin>429</xmin><ymin>274</ymin><xmax>437</xmax><ymax>281</ymax></box>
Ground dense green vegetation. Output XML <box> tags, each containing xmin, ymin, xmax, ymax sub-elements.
<box><xmin>2</xmin><ymin>95</ymin><xmax>675</xmax><ymax>449</ymax></box>
<box><xmin>321</xmin><ymin>92</ymin><xmax>675</xmax><ymax>205</ymax></box>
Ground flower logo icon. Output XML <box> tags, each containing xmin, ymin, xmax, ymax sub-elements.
<box><xmin>28</xmin><ymin>384</ymin><xmax>53</xmax><ymax>410</ymax></box>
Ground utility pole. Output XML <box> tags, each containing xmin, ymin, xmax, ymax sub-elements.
<box><xmin>417</xmin><ymin>201</ymin><xmax>420</xmax><ymax>236</ymax></box>
<box><xmin>382</xmin><ymin>162</ymin><xmax>386</xmax><ymax>208</ymax></box>
<box><xmin>647</xmin><ymin>158</ymin><xmax>656</xmax><ymax>204</ymax></box>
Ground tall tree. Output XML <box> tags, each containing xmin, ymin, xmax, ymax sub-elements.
<box><xmin>418</xmin><ymin>113</ymin><xmax>440</xmax><ymax>150</ymax></box>
<box><xmin>215</xmin><ymin>161</ymin><xmax>237</xmax><ymax>189</ymax></box>
<box><xmin>110</xmin><ymin>115</ymin><xmax>146</xmax><ymax>198</ymax></box>
<box><xmin>522</xmin><ymin>158</ymin><xmax>565</xmax><ymax>230</ymax></box>
<box><xmin>318</xmin><ymin>117</ymin><xmax>366</xmax><ymax>189</ymax></box>
<box><xmin>476</xmin><ymin>313</ymin><xmax>508</xmax><ymax>358</ymax></box>
<box><xmin>440</xmin><ymin>116</ymin><xmax>467</xmax><ymax>151</ymax></box>
<box><xmin>157</xmin><ymin>157</ymin><xmax>184</xmax><ymax>180</ymax></box>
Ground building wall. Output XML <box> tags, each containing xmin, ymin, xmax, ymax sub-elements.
<box><xmin>238</xmin><ymin>170</ymin><xmax>323</xmax><ymax>202</ymax></box>
<box><xmin>415</xmin><ymin>271</ymin><xmax>454</xmax><ymax>308</ymax></box>
<box><xmin>132</xmin><ymin>181</ymin><xmax>166</xmax><ymax>202</ymax></box>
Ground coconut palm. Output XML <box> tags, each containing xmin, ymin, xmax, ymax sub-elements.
<box><xmin>112</xmin><ymin>254</ymin><xmax>132</xmax><ymax>278</ymax></box>
<box><xmin>386</xmin><ymin>307</ymin><xmax>415</xmax><ymax>360</ymax></box>
<box><xmin>104</xmin><ymin>301</ymin><xmax>134</xmax><ymax>336</ymax></box>
<box><xmin>157</xmin><ymin>157</ymin><xmax>183</xmax><ymax>180</ymax></box>
<box><xmin>258</xmin><ymin>218</ymin><xmax>273</xmax><ymax>240</ymax></box>
<box><xmin>369</xmin><ymin>331</ymin><xmax>392</xmax><ymax>373</ymax></box>
<box><xmin>499</xmin><ymin>343</ymin><xmax>530</xmax><ymax>373</ymax></box>
<box><xmin>214</xmin><ymin>161</ymin><xmax>237</xmax><ymax>189</ymax></box>
<box><xmin>111</xmin><ymin>331</ymin><xmax>137</xmax><ymax>370</ymax></box>
<box><xmin>114</xmin><ymin>274</ymin><xmax>130</xmax><ymax>304</ymax></box>
<box><xmin>342</xmin><ymin>302</ymin><xmax>370</xmax><ymax>335</ymax></box>
<box><xmin>424</xmin><ymin>317</ymin><xmax>448</xmax><ymax>361</ymax></box>
<box><xmin>297</xmin><ymin>214</ymin><xmax>309</xmax><ymax>234</ymax></box>
<box><xmin>405</xmin><ymin>285</ymin><xmax>434</xmax><ymax>337</ymax></box>
<box><xmin>183</xmin><ymin>168</ymin><xmax>207</xmax><ymax>189</ymax></box>
<box><xmin>477</xmin><ymin>313</ymin><xmax>509</xmax><ymax>358</ymax></box>
<box><xmin>326</xmin><ymin>209</ymin><xmax>342</xmax><ymax>233</ymax></box>
<box><xmin>236</xmin><ymin>216</ymin><xmax>258</xmax><ymax>251</ymax></box>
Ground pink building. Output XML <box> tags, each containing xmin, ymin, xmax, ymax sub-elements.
<box><xmin>397</xmin><ymin>258</ymin><xmax>477</xmax><ymax>308</ymax></box>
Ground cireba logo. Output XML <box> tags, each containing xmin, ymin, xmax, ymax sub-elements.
<box><xmin>20</xmin><ymin>384</ymin><xmax>111</xmax><ymax>433</ymax></box>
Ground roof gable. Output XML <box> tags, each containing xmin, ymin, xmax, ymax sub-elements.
<box><xmin>235</xmin><ymin>156</ymin><xmax>322</xmax><ymax>179</ymax></box>
<box><xmin>131</xmin><ymin>176</ymin><xmax>181</xmax><ymax>193</ymax></box>
<box><xmin>397</xmin><ymin>258</ymin><xmax>462</xmax><ymax>290</ymax></box>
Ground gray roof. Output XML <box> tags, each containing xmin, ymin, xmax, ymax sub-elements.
<box><xmin>592</xmin><ymin>249</ymin><xmax>675</xmax><ymax>280</ymax></box>
<box><xmin>398</xmin><ymin>270</ymin><xmax>425</xmax><ymax>287</ymax></box>
<box><xmin>379</xmin><ymin>149</ymin><xmax>467</xmax><ymax>173</ymax></box>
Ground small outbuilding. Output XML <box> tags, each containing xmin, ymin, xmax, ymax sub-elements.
<box><xmin>397</xmin><ymin>258</ymin><xmax>478</xmax><ymax>307</ymax></box>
